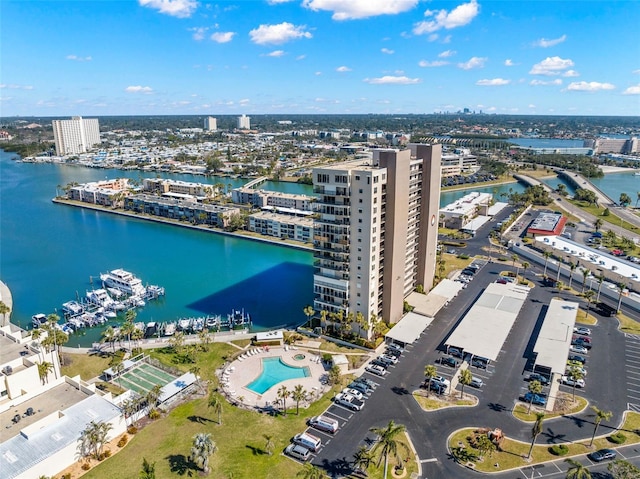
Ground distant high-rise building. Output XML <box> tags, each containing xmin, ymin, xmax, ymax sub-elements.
<box><xmin>52</xmin><ymin>116</ymin><xmax>100</xmax><ymax>156</ymax></box>
<box><xmin>204</xmin><ymin>116</ymin><xmax>217</xmax><ymax>131</ymax></box>
<box><xmin>312</xmin><ymin>144</ymin><xmax>441</xmax><ymax>338</ymax></box>
<box><xmin>237</xmin><ymin>114</ymin><xmax>251</xmax><ymax>130</ymax></box>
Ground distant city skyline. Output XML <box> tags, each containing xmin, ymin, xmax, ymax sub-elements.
<box><xmin>2</xmin><ymin>0</ymin><xmax>639</xmax><ymax>117</ymax></box>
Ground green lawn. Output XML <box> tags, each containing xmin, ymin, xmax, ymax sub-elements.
<box><xmin>570</xmin><ymin>200</ymin><xmax>640</xmax><ymax>236</ymax></box>
<box><xmin>618</xmin><ymin>312</ymin><xmax>640</xmax><ymax>335</ymax></box>
<box><xmin>413</xmin><ymin>392</ymin><xmax>477</xmax><ymax>410</ymax></box>
<box><xmin>512</xmin><ymin>396</ymin><xmax>588</xmax><ymax>422</ymax></box>
<box><xmin>61</xmin><ymin>351</ymin><xmax>113</xmax><ymax>380</ymax></box>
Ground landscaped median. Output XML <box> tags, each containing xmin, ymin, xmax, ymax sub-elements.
<box><xmin>512</xmin><ymin>394</ymin><xmax>588</xmax><ymax>422</ymax></box>
<box><xmin>413</xmin><ymin>390</ymin><xmax>478</xmax><ymax>411</ymax></box>
<box><xmin>448</xmin><ymin>411</ymin><xmax>640</xmax><ymax>473</ymax></box>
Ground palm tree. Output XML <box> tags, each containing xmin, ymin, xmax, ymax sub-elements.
<box><xmin>139</xmin><ymin>458</ymin><xmax>156</xmax><ymax>479</ymax></box>
<box><xmin>583</xmin><ymin>290</ymin><xmax>595</xmax><ymax>319</ymax></box>
<box><xmin>594</xmin><ymin>218</ymin><xmax>603</xmax><ymax>232</ymax></box>
<box><xmin>190</xmin><ymin>433</ymin><xmax>216</xmax><ymax>475</ymax></box>
<box><xmin>565</xmin><ymin>457</ymin><xmax>592</xmax><ymax>479</ymax></box>
<box><xmin>511</xmin><ymin>254</ymin><xmax>519</xmax><ymax>277</ymax></box>
<box><xmin>277</xmin><ymin>385</ymin><xmax>290</xmax><ymax>416</ymax></box>
<box><xmin>567</xmin><ymin>366</ymin><xmax>585</xmax><ymax>401</ymax></box>
<box><xmin>369</xmin><ymin>420</ymin><xmax>409</xmax><ymax>479</ymax></box>
<box><xmin>458</xmin><ymin>369</ymin><xmax>472</xmax><ymax>399</ymax></box>
<box><xmin>352</xmin><ymin>445</ymin><xmax>374</xmax><ymax>474</ymax></box>
<box><xmin>78</xmin><ymin>420</ymin><xmax>113</xmax><ymax>460</ymax></box>
<box><xmin>292</xmin><ymin>384</ymin><xmax>307</xmax><ymax>415</ymax></box>
<box><xmin>557</xmin><ymin>280</ymin><xmax>564</xmax><ymax>295</ymax></box>
<box><xmin>527</xmin><ymin>380</ymin><xmax>543</xmax><ymax>413</ymax></box>
<box><xmin>296</xmin><ymin>463</ymin><xmax>327</xmax><ymax>479</ymax></box>
<box><xmin>36</xmin><ymin>361</ymin><xmax>54</xmax><ymax>385</ymax></box>
<box><xmin>528</xmin><ymin>412</ymin><xmax>545</xmax><ymax>458</ymax></box>
<box><xmin>120</xmin><ymin>318</ymin><xmax>136</xmax><ymax>352</ymax></box>
<box><xmin>568</xmin><ymin>263</ymin><xmax>576</xmax><ymax>289</ymax></box>
<box><xmin>146</xmin><ymin>384</ymin><xmax>163</xmax><ymax>409</ymax></box>
<box><xmin>190</xmin><ymin>365</ymin><xmax>203</xmax><ymax>393</ymax></box>
<box><xmin>589</xmin><ymin>406</ymin><xmax>612</xmax><ymax>447</ymax></box>
<box><xmin>208</xmin><ymin>391</ymin><xmax>223</xmax><ymax>425</ymax></box>
<box><xmin>112</xmin><ymin>361</ymin><xmax>125</xmax><ymax>388</ymax></box>
<box><xmin>596</xmin><ymin>274</ymin><xmax>605</xmax><ymax>302</ymax></box>
<box><xmin>0</xmin><ymin>301</ymin><xmax>10</xmax><ymax>325</ymax></box>
<box><xmin>424</xmin><ymin>365</ymin><xmax>437</xmax><ymax>396</ymax></box>
<box><xmin>580</xmin><ymin>268</ymin><xmax>589</xmax><ymax>293</ymax></box>
<box><xmin>521</xmin><ymin>261</ymin><xmax>530</xmax><ymax>282</ymax></box>
<box><xmin>263</xmin><ymin>434</ymin><xmax>274</xmax><ymax>456</ymax></box>
<box><xmin>617</xmin><ymin>282</ymin><xmax>626</xmax><ymax>312</ymax></box>
<box><xmin>101</xmin><ymin>326</ymin><xmax>117</xmax><ymax>352</ymax></box>
<box><xmin>303</xmin><ymin>305</ymin><xmax>315</xmax><ymax>326</ymax></box>
<box><xmin>543</xmin><ymin>251</ymin><xmax>552</xmax><ymax>277</ymax></box>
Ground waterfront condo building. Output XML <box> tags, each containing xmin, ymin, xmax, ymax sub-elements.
<box><xmin>237</xmin><ymin>114</ymin><xmax>251</xmax><ymax>130</ymax></box>
<box><xmin>312</xmin><ymin>144</ymin><xmax>441</xmax><ymax>338</ymax></box>
<box><xmin>204</xmin><ymin>116</ymin><xmax>218</xmax><ymax>131</ymax></box>
<box><xmin>52</xmin><ymin>116</ymin><xmax>100</xmax><ymax>156</ymax></box>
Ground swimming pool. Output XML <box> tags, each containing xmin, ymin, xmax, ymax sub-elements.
<box><xmin>246</xmin><ymin>357</ymin><xmax>311</xmax><ymax>394</ymax></box>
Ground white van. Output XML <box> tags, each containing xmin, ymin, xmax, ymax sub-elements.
<box><xmin>293</xmin><ymin>432</ymin><xmax>322</xmax><ymax>452</ymax></box>
<box><xmin>309</xmin><ymin>415</ymin><xmax>339</xmax><ymax>434</ymax></box>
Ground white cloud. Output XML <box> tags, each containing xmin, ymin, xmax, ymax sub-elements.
<box><xmin>125</xmin><ymin>85</ymin><xmax>153</xmax><ymax>93</ymax></box>
<box><xmin>302</xmin><ymin>0</ymin><xmax>419</xmax><ymax>20</ymax></box>
<box><xmin>66</xmin><ymin>55</ymin><xmax>92</xmax><ymax>62</ymax></box>
<box><xmin>239</xmin><ymin>98</ymin><xmax>250</xmax><ymax>104</ymax></box>
<box><xmin>249</xmin><ymin>22</ymin><xmax>312</xmax><ymax>45</ymax></box>
<box><xmin>0</xmin><ymin>84</ymin><xmax>33</xmax><ymax>90</ymax></box>
<box><xmin>210</xmin><ymin>31</ymin><xmax>235</xmax><ymax>43</ymax></box>
<box><xmin>418</xmin><ymin>60</ymin><xmax>448</xmax><ymax>67</ymax></box>
<box><xmin>363</xmin><ymin>75</ymin><xmax>421</xmax><ymax>84</ymax></box>
<box><xmin>138</xmin><ymin>0</ymin><xmax>197</xmax><ymax>18</ymax></box>
<box><xmin>428</xmin><ymin>33</ymin><xmax>439</xmax><ymax>42</ymax></box>
<box><xmin>457</xmin><ymin>57</ymin><xmax>486</xmax><ymax>70</ymax></box>
<box><xmin>504</xmin><ymin>59</ymin><xmax>516</xmax><ymax>66</ymax></box>
<box><xmin>296</xmin><ymin>54</ymin><xmax>306</xmax><ymax>60</ymax></box>
<box><xmin>381</xmin><ymin>48</ymin><xmax>395</xmax><ymax>55</ymax></box>
<box><xmin>528</xmin><ymin>104</ymin><xmax>536</xmax><ymax>108</ymax></box>
<box><xmin>533</xmin><ymin>34</ymin><xmax>567</xmax><ymax>48</ymax></box>
<box><xmin>266</xmin><ymin>50</ymin><xmax>286</xmax><ymax>57</ymax></box>
<box><xmin>476</xmin><ymin>78</ymin><xmax>510</xmax><ymax>86</ymax></box>
<box><xmin>530</xmin><ymin>79</ymin><xmax>563</xmax><ymax>86</ymax></box>
<box><xmin>633</xmin><ymin>69</ymin><xmax>640</xmax><ymax>74</ymax></box>
<box><xmin>413</xmin><ymin>0</ymin><xmax>479</xmax><ymax>35</ymax></box>
<box><xmin>315</xmin><ymin>71</ymin><xmax>322</xmax><ymax>76</ymax></box>
<box><xmin>190</xmin><ymin>27</ymin><xmax>208</xmax><ymax>41</ymax></box>
<box><xmin>562</xmin><ymin>69</ymin><xmax>579</xmax><ymax>77</ymax></box>
<box><xmin>438</xmin><ymin>50</ymin><xmax>456</xmax><ymax>58</ymax></box>
<box><xmin>268</xmin><ymin>0</ymin><xmax>295</xmax><ymax>4</ymax></box>
<box><xmin>529</xmin><ymin>56</ymin><xmax>574</xmax><ymax>75</ymax></box>
<box><xmin>623</xmin><ymin>84</ymin><xmax>640</xmax><ymax>95</ymax></box>
<box><xmin>336</xmin><ymin>66</ymin><xmax>352</xmax><ymax>72</ymax></box>
<box><xmin>567</xmin><ymin>81</ymin><xmax>615</xmax><ymax>92</ymax></box>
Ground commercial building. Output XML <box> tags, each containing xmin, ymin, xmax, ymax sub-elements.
<box><xmin>440</xmin><ymin>148</ymin><xmax>478</xmax><ymax>176</ymax></box>
<box><xmin>439</xmin><ymin>191</ymin><xmax>492</xmax><ymax>229</ymax></box>
<box><xmin>204</xmin><ymin>116</ymin><xmax>217</xmax><ymax>131</ymax></box>
<box><xmin>52</xmin><ymin>116</ymin><xmax>100</xmax><ymax>156</ymax></box>
<box><xmin>585</xmin><ymin>137</ymin><xmax>638</xmax><ymax>154</ymax></box>
<box><xmin>312</xmin><ymin>144</ymin><xmax>441</xmax><ymax>337</ymax></box>
<box><xmin>248</xmin><ymin>211</ymin><xmax>313</xmax><ymax>242</ymax></box>
<box><xmin>526</xmin><ymin>212</ymin><xmax>567</xmax><ymax>237</ymax></box>
<box><xmin>237</xmin><ymin>114</ymin><xmax>251</xmax><ymax>130</ymax></box>
<box><xmin>232</xmin><ymin>187</ymin><xmax>313</xmax><ymax>211</ymax></box>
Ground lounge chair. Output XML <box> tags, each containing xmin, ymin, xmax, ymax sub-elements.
<box><xmin>284</xmin><ymin>345</ymin><xmax>289</xmax><ymax>351</ymax></box>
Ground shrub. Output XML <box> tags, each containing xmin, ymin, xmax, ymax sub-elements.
<box><xmin>127</xmin><ymin>426</ymin><xmax>138</xmax><ymax>435</ymax></box>
<box><xmin>457</xmin><ymin>253</ymin><xmax>470</xmax><ymax>259</ymax></box>
<box><xmin>497</xmin><ymin>257</ymin><xmax>508</xmax><ymax>262</ymax></box>
<box><xmin>549</xmin><ymin>444</ymin><xmax>568</xmax><ymax>456</ymax></box>
<box><xmin>117</xmin><ymin>435</ymin><xmax>128</xmax><ymax>447</ymax></box>
<box><xmin>608</xmin><ymin>432</ymin><xmax>626</xmax><ymax>444</ymax></box>
<box><xmin>81</xmin><ymin>463</ymin><xmax>91</xmax><ymax>471</ymax></box>
<box><xmin>148</xmin><ymin>408</ymin><xmax>161</xmax><ymax>420</ymax></box>
<box><xmin>103</xmin><ymin>449</ymin><xmax>111</xmax><ymax>458</ymax></box>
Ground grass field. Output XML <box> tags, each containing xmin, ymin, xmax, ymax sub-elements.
<box><xmin>61</xmin><ymin>351</ymin><xmax>113</xmax><ymax>380</ymax></box>
<box><xmin>617</xmin><ymin>312</ymin><xmax>640</xmax><ymax>335</ymax></box>
<box><xmin>512</xmin><ymin>396</ymin><xmax>588</xmax><ymax>422</ymax></box>
<box><xmin>570</xmin><ymin>200</ymin><xmax>640</xmax><ymax>236</ymax></box>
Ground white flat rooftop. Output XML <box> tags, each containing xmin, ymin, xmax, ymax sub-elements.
<box><xmin>533</xmin><ymin>299</ymin><xmax>579</xmax><ymax>374</ymax></box>
<box><xmin>445</xmin><ymin>282</ymin><xmax>530</xmax><ymax>361</ymax></box>
<box><xmin>385</xmin><ymin>312</ymin><xmax>433</xmax><ymax>345</ymax></box>
<box><xmin>407</xmin><ymin>279</ymin><xmax>464</xmax><ymax>318</ymax></box>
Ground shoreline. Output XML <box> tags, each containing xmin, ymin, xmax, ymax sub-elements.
<box><xmin>441</xmin><ymin>178</ymin><xmax>518</xmax><ymax>192</ymax></box>
<box><xmin>52</xmin><ymin>198</ymin><xmax>313</xmax><ymax>252</ymax></box>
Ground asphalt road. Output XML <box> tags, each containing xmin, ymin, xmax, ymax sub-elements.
<box><xmin>308</xmin><ymin>260</ymin><xmax>636</xmax><ymax>478</ymax></box>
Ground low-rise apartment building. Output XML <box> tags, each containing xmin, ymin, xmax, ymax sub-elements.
<box><xmin>232</xmin><ymin>187</ymin><xmax>313</xmax><ymax>211</ymax></box>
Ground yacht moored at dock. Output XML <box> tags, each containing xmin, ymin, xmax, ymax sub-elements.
<box><xmin>100</xmin><ymin>269</ymin><xmax>146</xmax><ymax>296</ymax></box>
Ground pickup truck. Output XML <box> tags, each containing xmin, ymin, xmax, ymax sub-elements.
<box><xmin>334</xmin><ymin>392</ymin><xmax>364</xmax><ymax>411</ymax></box>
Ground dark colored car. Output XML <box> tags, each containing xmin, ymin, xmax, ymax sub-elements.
<box><xmin>385</xmin><ymin>348</ymin><xmax>401</xmax><ymax>358</ymax></box>
<box><xmin>471</xmin><ymin>358</ymin><xmax>488</xmax><ymax>369</ymax></box>
<box><xmin>354</xmin><ymin>377</ymin><xmax>377</xmax><ymax>389</ymax></box>
<box><xmin>439</xmin><ymin>357</ymin><xmax>458</xmax><ymax>368</ymax></box>
<box><xmin>522</xmin><ymin>392</ymin><xmax>547</xmax><ymax>406</ymax></box>
<box><xmin>526</xmin><ymin>373</ymin><xmax>550</xmax><ymax>386</ymax></box>
<box><xmin>589</xmin><ymin>449</ymin><xmax>616</xmax><ymax>462</ymax></box>
<box><xmin>571</xmin><ymin>338</ymin><xmax>592</xmax><ymax>350</ymax></box>
<box><xmin>568</xmin><ymin>354</ymin><xmax>586</xmax><ymax>364</ymax></box>
<box><xmin>462</xmin><ymin>268</ymin><xmax>477</xmax><ymax>276</ymax></box>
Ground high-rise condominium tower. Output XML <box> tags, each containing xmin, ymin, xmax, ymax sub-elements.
<box><xmin>204</xmin><ymin>116</ymin><xmax>217</xmax><ymax>131</ymax></box>
<box><xmin>237</xmin><ymin>114</ymin><xmax>251</xmax><ymax>130</ymax></box>
<box><xmin>52</xmin><ymin>116</ymin><xmax>100</xmax><ymax>156</ymax></box>
<box><xmin>312</xmin><ymin>144</ymin><xmax>441</xmax><ymax>338</ymax></box>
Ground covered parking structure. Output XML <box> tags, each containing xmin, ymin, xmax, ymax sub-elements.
<box><xmin>406</xmin><ymin>279</ymin><xmax>464</xmax><ymax>318</ymax></box>
<box><xmin>532</xmin><ymin>299</ymin><xmax>578</xmax><ymax>377</ymax></box>
<box><xmin>385</xmin><ymin>312</ymin><xmax>433</xmax><ymax>347</ymax></box>
<box><xmin>444</xmin><ymin>282</ymin><xmax>530</xmax><ymax>362</ymax></box>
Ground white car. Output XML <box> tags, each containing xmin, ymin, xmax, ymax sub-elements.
<box><xmin>561</xmin><ymin>376</ymin><xmax>586</xmax><ymax>388</ymax></box>
<box><xmin>365</xmin><ymin>364</ymin><xmax>387</xmax><ymax>376</ymax></box>
<box><xmin>381</xmin><ymin>354</ymin><xmax>398</xmax><ymax>364</ymax></box>
<box><xmin>565</xmin><ymin>367</ymin><xmax>587</xmax><ymax>377</ymax></box>
<box><xmin>431</xmin><ymin>375</ymin><xmax>450</xmax><ymax>387</ymax></box>
<box><xmin>342</xmin><ymin>388</ymin><xmax>364</xmax><ymax>401</ymax></box>
<box><xmin>570</xmin><ymin>345</ymin><xmax>588</xmax><ymax>354</ymax></box>
<box><xmin>573</xmin><ymin>327</ymin><xmax>592</xmax><ymax>336</ymax></box>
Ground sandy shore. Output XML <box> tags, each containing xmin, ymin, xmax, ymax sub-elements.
<box><xmin>600</xmin><ymin>165</ymin><xmax>638</xmax><ymax>174</ymax></box>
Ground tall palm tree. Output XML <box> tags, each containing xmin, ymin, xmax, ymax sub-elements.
<box><xmin>589</xmin><ymin>406</ymin><xmax>612</xmax><ymax>447</ymax></box>
<box><xmin>567</xmin><ymin>366</ymin><xmax>585</xmax><ymax>401</ymax></box>
<box><xmin>521</xmin><ymin>261</ymin><xmax>530</xmax><ymax>282</ymax></box>
<box><xmin>101</xmin><ymin>326</ymin><xmax>117</xmax><ymax>352</ymax></box>
<box><xmin>424</xmin><ymin>365</ymin><xmax>437</xmax><ymax>397</ymax></box>
<box><xmin>527</xmin><ymin>380</ymin><xmax>543</xmax><ymax>414</ymax></box>
<box><xmin>36</xmin><ymin>361</ymin><xmax>54</xmax><ymax>385</ymax></box>
<box><xmin>352</xmin><ymin>445</ymin><xmax>374</xmax><ymax>474</ymax></box>
<box><xmin>512</xmin><ymin>254</ymin><xmax>519</xmax><ymax>278</ymax></box>
<box><xmin>0</xmin><ymin>301</ymin><xmax>10</xmax><ymax>325</ymax></box>
<box><xmin>190</xmin><ymin>433</ymin><xmax>216</xmax><ymax>475</ymax></box>
<box><xmin>263</xmin><ymin>434</ymin><xmax>274</xmax><ymax>456</ymax></box>
<box><xmin>277</xmin><ymin>386</ymin><xmax>290</xmax><ymax>416</ymax></box>
<box><xmin>120</xmin><ymin>319</ymin><xmax>136</xmax><ymax>352</ymax></box>
<box><xmin>528</xmin><ymin>412</ymin><xmax>545</xmax><ymax>458</ymax></box>
<box><xmin>458</xmin><ymin>369</ymin><xmax>472</xmax><ymax>399</ymax></box>
<box><xmin>190</xmin><ymin>365</ymin><xmax>203</xmax><ymax>393</ymax></box>
<box><xmin>139</xmin><ymin>458</ymin><xmax>156</xmax><ymax>479</ymax></box>
<box><xmin>208</xmin><ymin>391</ymin><xmax>223</xmax><ymax>425</ymax></box>
<box><xmin>146</xmin><ymin>384</ymin><xmax>163</xmax><ymax>409</ymax></box>
<box><xmin>594</xmin><ymin>218</ymin><xmax>603</xmax><ymax>232</ymax></box>
<box><xmin>568</xmin><ymin>263</ymin><xmax>576</xmax><ymax>289</ymax></box>
<box><xmin>369</xmin><ymin>421</ymin><xmax>409</xmax><ymax>479</ymax></box>
<box><xmin>617</xmin><ymin>282</ymin><xmax>626</xmax><ymax>312</ymax></box>
<box><xmin>303</xmin><ymin>305</ymin><xmax>315</xmax><ymax>327</ymax></box>
<box><xmin>543</xmin><ymin>251</ymin><xmax>552</xmax><ymax>277</ymax></box>
<box><xmin>580</xmin><ymin>268</ymin><xmax>589</xmax><ymax>293</ymax></box>
<box><xmin>292</xmin><ymin>384</ymin><xmax>307</xmax><ymax>415</ymax></box>
<box><xmin>296</xmin><ymin>463</ymin><xmax>327</xmax><ymax>479</ymax></box>
<box><xmin>565</xmin><ymin>458</ymin><xmax>592</xmax><ymax>479</ymax></box>
<box><xmin>583</xmin><ymin>290</ymin><xmax>595</xmax><ymax>319</ymax></box>
<box><xmin>596</xmin><ymin>274</ymin><xmax>605</xmax><ymax>302</ymax></box>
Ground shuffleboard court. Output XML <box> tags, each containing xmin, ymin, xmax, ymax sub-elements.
<box><xmin>137</xmin><ymin>363</ymin><xmax>175</xmax><ymax>382</ymax></box>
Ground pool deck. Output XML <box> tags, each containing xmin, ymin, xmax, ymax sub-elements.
<box><xmin>219</xmin><ymin>346</ymin><xmax>329</xmax><ymax>410</ymax></box>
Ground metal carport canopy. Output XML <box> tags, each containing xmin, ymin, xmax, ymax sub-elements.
<box><xmin>533</xmin><ymin>298</ymin><xmax>578</xmax><ymax>374</ymax></box>
<box><xmin>385</xmin><ymin>312</ymin><xmax>433</xmax><ymax>345</ymax></box>
<box><xmin>445</xmin><ymin>282</ymin><xmax>530</xmax><ymax>361</ymax></box>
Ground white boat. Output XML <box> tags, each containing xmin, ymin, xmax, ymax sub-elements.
<box><xmin>100</xmin><ymin>269</ymin><xmax>146</xmax><ymax>296</ymax></box>
<box><xmin>86</xmin><ymin>289</ymin><xmax>116</xmax><ymax>308</ymax></box>
<box><xmin>635</xmin><ymin>171</ymin><xmax>640</xmax><ymax>176</ymax></box>
<box><xmin>32</xmin><ymin>313</ymin><xmax>47</xmax><ymax>328</ymax></box>
<box><xmin>228</xmin><ymin>308</ymin><xmax>251</xmax><ymax>327</ymax></box>
<box><xmin>164</xmin><ymin>322</ymin><xmax>176</xmax><ymax>336</ymax></box>
<box><xmin>104</xmin><ymin>310</ymin><xmax>117</xmax><ymax>319</ymax></box>
<box><xmin>62</xmin><ymin>301</ymin><xmax>84</xmax><ymax>316</ymax></box>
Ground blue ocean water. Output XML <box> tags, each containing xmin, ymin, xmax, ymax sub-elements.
<box><xmin>590</xmin><ymin>171</ymin><xmax>640</xmax><ymax>204</ymax></box>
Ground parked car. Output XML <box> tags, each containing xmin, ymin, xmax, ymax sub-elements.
<box><xmin>371</xmin><ymin>358</ymin><xmax>389</xmax><ymax>369</ymax></box>
<box><xmin>470</xmin><ymin>377</ymin><xmax>484</xmax><ymax>388</ymax></box>
<box><xmin>354</xmin><ymin>377</ymin><xmax>377</xmax><ymax>389</ymax></box>
<box><xmin>439</xmin><ymin>356</ymin><xmax>458</xmax><ymax>368</ymax></box>
<box><xmin>348</xmin><ymin>382</ymin><xmax>371</xmax><ymax>395</ymax></box>
<box><xmin>386</xmin><ymin>343</ymin><xmax>404</xmax><ymax>353</ymax></box>
<box><xmin>293</xmin><ymin>432</ymin><xmax>322</xmax><ymax>452</ymax></box>
<box><xmin>285</xmin><ymin>443</ymin><xmax>311</xmax><ymax>462</ymax></box>
<box><xmin>308</xmin><ymin>415</ymin><xmax>339</xmax><ymax>434</ymax></box>
<box><xmin>342</xmin><ymin>387</ymin><xmax>364</xmax><ymax>401</ymax></box>
<box><xmin>565</xmin><ymin>366</ymin><xmax>587</xmax><ymax>377</ymax></box>
<box><xmin>334</xmin><ymin>392</ymin><xmax>364</xmax><ymax>411</ymax></box>
<box><xmin>521</xmin><ymin>392</ymin><xmax>547</xmax><ymax>406</ymax></box>
<box><xmin>526</xmin><ymin>373</ymin><xmax>550</xmax><ymax>386</ymax></box>
<box><xmin>574</xmin><ymin>327</ymin><xmax>592</xmax><ymax>336</ymax></box>
<box><xmin>462</xmin><ymin>268</ymin><xmax>477</xmax><ymax>276</ymax></box>
<box><xmin>561</xmin><ymin>376</ymin><xmax>586</xmax><ymax>388</ymax></box>
<box><xmin>385</xmin><ymin>348</ymin><xmax>401</xmax><ymax>358</ymax></box>
<box><xmin>422</xmin><ymin>380</ymin><xmax>446</xmax><ymax>395</ymax></box>
<box><xmin>471</xmin><ymin>357</ymin><xmax>488</xmax><ymax>369</ymax></box>
<box><xmin>588</xmin><ymin>449</ymin><xmax>617</xmax><ymax>462</ymax></box>
<box><xmin>568</xmin><ymin>354</ymin><xmax>586</xmax><ymax>364</ymax></box>
<box><xmin>380</xmin><ymin>354</ymin><xmax>398</xmax><ymax>364</ymax></box>
<box><xmin>431</xmin><ymin>375</ymin><xmax>451</xmax><ymax>388</ymax></box>
<box><xmin>365</xmin><ymin>364</ymin><xmax>387</xmax><ymax>376</ymax></box>
<box><xmin>569</xmin><ymin>344</ymin><xmax>588</xmax><ymax>354</ymax></box>
<box><xmin>448</xmin><ymin>347</ymin><xmax>463</xmax><ymax>358</ymax></box>
<box><xmin>571</xmin><ymin>338</ymin><xmax>592</xmax><ymax>350</ymax></box>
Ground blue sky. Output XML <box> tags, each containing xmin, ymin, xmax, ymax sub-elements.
<box><xmin>2</xmin><ymin>0</ymin><xmax>639</xmax><ymax>117</ymax></box>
